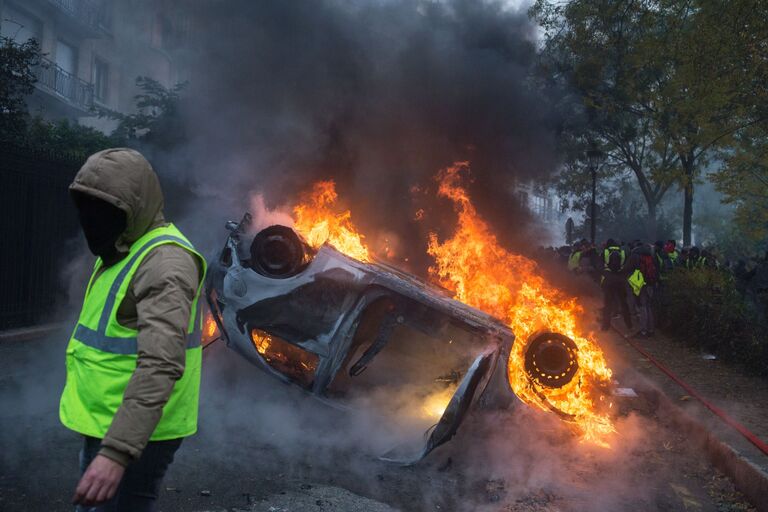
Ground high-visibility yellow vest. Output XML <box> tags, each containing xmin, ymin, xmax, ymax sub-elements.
<box><xmin>603</xmin><ymin>246</ymin><xmax>625</xmax><ymax>268</ymax></box>
<box><xmin>628</xmin><ymin>269</ymin><xmax>646</xmax><ymax>296</ymax></box>
<box><xmin>568</xmin><ymin>251</ymin><xmax>582</xmax><ymax>271</ymax></box>
<box><xmin>60</xmin><ymin>224</ymin><xmax>207</xmax><ymax>440</ymax></box>
<box><xmin>686</xmin><ymin>256</ymin><xmax>704</xmax><ymax>269</ymax></box>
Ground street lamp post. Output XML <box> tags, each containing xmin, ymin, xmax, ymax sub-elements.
<box><xmin>586</xmin><ymin>143</ymin><xmax>604</xmax><ymax>244</ymax></box>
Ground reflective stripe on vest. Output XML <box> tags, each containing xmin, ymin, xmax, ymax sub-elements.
<box><xmin>73</xmin><ymin>234</ymin><xmax>202</xmax><ymax>354</ymax></box>
<box><xmin>60</xmin><ymin>224</ymin><xmax>207</xmax><ymax>440</ymax></box>
<box><xmin>73</xmin><ymin>323</ymin><xmax>201</xmax><ymax>355</ymax></box>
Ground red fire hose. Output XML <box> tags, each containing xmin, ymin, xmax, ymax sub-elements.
<box><xmin>621</xmin><ymin>334</ymin><xmax>768</xmax><ymax>458</ymax></box>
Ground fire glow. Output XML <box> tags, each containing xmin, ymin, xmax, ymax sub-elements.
<box><xmin>293</xmin><ymin>180</ymin><xmax>372</xmax><ymax>262</ymax></box>
<box><xmin>289</xmin><ymin>167</ymin><xmax>615</xmax><ymax>445</ymax></box>
<box><xmin>202</xmin><ymin>311</ymin><xmax>218</xmax><ymax>345</ymax></box>
<box><xmin>251</xmin><ymin>329</ymin><xmax>319</xmax><ymax>387</ymax></box>
<box><xmin>427</xmin><ymin>163</ymin><xmax>615</xmax><ymax>445</ymax></box>
<box><xmin>421</xmin><ymin>387</ymin><xmax>456</xmax><ymax>421</ymax></box>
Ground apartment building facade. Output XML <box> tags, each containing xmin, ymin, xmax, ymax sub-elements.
<box><xmin>0</xmin><ymin>0</ymin><xmax>190</xmax><ymax>133</ymax></box>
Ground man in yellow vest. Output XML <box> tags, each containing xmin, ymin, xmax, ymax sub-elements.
<box><xmin>602</xmin><ymin>239</ymin><xmax>625</xmax><ymax>270</ymax></box>
<box><xmin>60</xmin><ymin>149</ymin><xmax>206</xmax><ymax>511</ymax></box>
<box><xmin>567</xmin><ymin>241</ymin><xmax>583</xmax><ymax>272</ymax></box>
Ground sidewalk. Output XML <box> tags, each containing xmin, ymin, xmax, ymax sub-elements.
<box><xmin>598</xmin><ymin>321</ymin><xmax>768</xmax><ymax>511</ymax></box>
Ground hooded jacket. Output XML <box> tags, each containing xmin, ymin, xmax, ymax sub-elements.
<box><xmin>69</xmin><ymin>148</ymin><xmax>202</xmax><ymax>466</ymax></box>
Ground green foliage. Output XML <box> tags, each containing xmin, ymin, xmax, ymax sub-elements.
<box><xmin>530</xmin><ymin>0</ymin><xmax>768</xmax><ymax>245</ymax></box>
<box><xmin>0</xmin><ymin>37</ymin><xmax>115</xmax><ymax>159</ymax></box>
<box><xmin>24</xmin><ymin>117</ymin><xmax>118</xmax><ymax>157</ymax></box>
<box><xmin>98</xmin><ymin>76</ymin><xmax>188</xmax><ymax>150</ymax></box>
<box><xmin>530</xmin><ymin>0</ymin><xmax>680</xmax><ymax>239</ymax></box>
<box><xmin>711</xmin><ymin>128</ymin><xmax>768</xmax><ymax>245</ymax></box>
<box><xmin>0</xmin><ymin>36</ymin><xmax>42</xmax><ymax>137</ymax></box>
<box><xmin>660</xmin><ymin>268</ymin><xmax>768</xmax><ymax>376</ymax></box>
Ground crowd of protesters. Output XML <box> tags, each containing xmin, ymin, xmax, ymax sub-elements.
<box><xmin>556</xmin><ymin>238</ymin><xmax>722</xmax><ymax>338</ymax></box>
<box><xmin>535</xmin><ymin>238</ymin><xmax>768</xmax><ymax>376</ymax></box>
<box><xmin>537</xmin><ymin>236</ymin><xmax>768</xmax><ymax>339</ymax></box>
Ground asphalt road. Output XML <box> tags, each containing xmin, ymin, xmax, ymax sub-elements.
<box><xmin>0</xmin><ymin>330</ymin><xmax>757</xmax><ymax>512</ymax></box>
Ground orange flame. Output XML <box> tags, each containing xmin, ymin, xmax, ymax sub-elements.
<box><xmin>202</xmin><ymin>310</ymin><xmax>219</xmax><ymax>346</ymax></box>
<box><xmin>427</xmin><ymin>162</ymin><xmax>615</xmax><ymax>445</ymax></box>
<box><xmin>293</xmin><ymin>180</ymin><xmax>372</xmax><ymax>262</ymax></box>
<box><xmin>287</xmin><ymin>169</ymin><xmax>614</xmax><ymax>444</ymax></box>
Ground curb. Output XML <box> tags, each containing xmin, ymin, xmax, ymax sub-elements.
<box><xmin>639</xmin><ymin>385</ymin><xmax>768</xmax><ymax>512</ymax></box>
<box><xmin>0</xmin><ymin>322</ymin><xmax>68</xmax><ymax>342</ymax></box>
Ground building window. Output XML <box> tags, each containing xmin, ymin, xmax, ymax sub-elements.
<box><xmin>92</xmin><ymin>58</ymin><xmax>109</xmax><ymax>102</ymax></box>
<box><xmin>55</xmin><ymin>40</ymin><xmax>78</xmax><ymax>75</ymax></box>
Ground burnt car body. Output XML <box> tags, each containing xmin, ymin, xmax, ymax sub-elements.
<box><xmin>206</xmin><ymin>213</ymin><xmax>576</xmax><ymax>463</ymax></box>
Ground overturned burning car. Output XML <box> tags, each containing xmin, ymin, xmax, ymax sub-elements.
<box><xmin>205</xmin><ymin>213</ymin><xmax>583</xmax><ymax>463</ymax></box>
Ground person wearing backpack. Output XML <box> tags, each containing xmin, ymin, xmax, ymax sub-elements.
<box><xmin>603</xmin><ymin>239</ymin><xmax>626</xmax><ymax>270</ymax></box>
<box><xmin>627</xmin><ymin>244</ymin><xmax>657</xmax><ymax>337</ymax></box>
<box><xmin>601</xmin><ymin>241</ymin><xmax>633</xmax><ymax>331</ymax></box>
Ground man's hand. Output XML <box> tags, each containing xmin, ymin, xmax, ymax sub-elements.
<box><xmin>73</xmin><ymin>454</ymin><xmax>126</xmax><ymax>506</ymax></box>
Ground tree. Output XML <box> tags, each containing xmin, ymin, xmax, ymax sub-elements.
<box><xmin>640</xmin><ymin>0</ymin><xmax>768</xmax><ymax>245</ymax></box>
<box><xmin>25</xmin><ymin>116</ymin><xmax>118</xmax><ymax>157</ymax></box>
<box><xmin>530</xmin><ymin>0</ymin><xmax>679</xmax><ymax>240</ymax></box>
<box><xmin>531</xmin><ymin>0</ymin><xmax>768</xmax><ymax>245</ymax></box>
<box><xmin>0</xmin><ymin>36</ymin><xmax>42</xmax><ymax>138</ymax></box>
<box><xmin>707</xmin><ymin>2</ymin><xmax>768</xmax><ymax>248</ymax></box>
<box><xmin>98</xmin><ymin>76</ymin><xmax>188</xmax><ymax>150</ymax></box>
<box><xmin>712</xmin><ymin>128</ymin><xmax>768</xmax><ymax>246</ymax></box>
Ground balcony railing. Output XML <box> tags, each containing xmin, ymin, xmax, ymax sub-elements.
<box><xmin>47</xmin><ymin>0</ymin><xmax>109</xmax><ymax>35</ymax></box>
<box><xmin>34</xmin><ymin>57</ymin><xmax>94</xmax><ymax>113</ymax></box>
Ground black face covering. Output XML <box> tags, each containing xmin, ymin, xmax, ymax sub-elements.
<box><xmin>71</xmin><ymin>191</ymin><xmax>127</xmax><ymax>265</ymax></box>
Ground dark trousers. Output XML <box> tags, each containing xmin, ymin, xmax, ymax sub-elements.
<box><xmin>76</xmin><ymin>436</ymin><xmax>182</xmax><ymax>512</ymax></box>
<box><xmin>602</xmin><ymin>276</ymin><xmax>633</xmax><ymax>330</ymax></box>
<box><xmin>636</xmin><ymin>286</ymin><xmax>654</xmax><ymax>333</ymax></box>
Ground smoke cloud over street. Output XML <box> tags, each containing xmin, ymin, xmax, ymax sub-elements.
<box><xmin>163</xmin><ymin>0</ymin><xmax>561</xmax><ymax>263</ymax></box>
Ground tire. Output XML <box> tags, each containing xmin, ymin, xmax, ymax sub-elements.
<box><xmin>250</xmin><ymin>225</ymin><xmax>310</xmax><ymax>278</ymax></box>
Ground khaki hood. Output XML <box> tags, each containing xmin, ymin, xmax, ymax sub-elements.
<box><xmin>70</xmin><ymin>148</ymin><xmax>166</xmax><ymax>254</ymax></box>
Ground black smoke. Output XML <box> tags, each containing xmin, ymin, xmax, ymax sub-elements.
<box><xmin>168</xmin><ymin>0</ymin><xmax>562</xmax><ymax>267</ymax></box>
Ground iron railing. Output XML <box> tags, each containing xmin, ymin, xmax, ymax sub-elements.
<box><xmin>34</xmin><ymin>56</ymin><xmax>94</xmax><ymax>113</ymax></box>
<box><xmin>46</xmin><ymin>0</ymin><xmax>108</xmax><ymax>34</ymax></box>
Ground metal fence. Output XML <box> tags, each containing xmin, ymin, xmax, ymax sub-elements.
<box><xmin>34</xmin><ymin>57</ymin><xmax>94</xmax><ymax>113</ymax></box>
<box><xmin>0</xmin><ymin>143</ymin><xmax>83</xmax><ymax>330</ymax></box>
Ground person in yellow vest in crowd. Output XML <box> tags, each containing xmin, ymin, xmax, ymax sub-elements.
<box><xmin>59</xmin><ymin>149</ymin><xmax>206</xmax><ymax>511</ymax></box>
<box><xmin>601</xmin><ymin>239</ymin><xmax>632</xmax><ymax>331</ymax></box>
<box><xmin>567</xmin><ymin>240</ymin><xmax>583</xmax><ymax>272</ymax></box>
<box><xmin>685</xmin><ymin>246</ymin><xmax>709</xmax><ymax>269</ymax></box>
<box><xmin>654</xmin><ymin>240</ymin><xmax>673</xmax><ymax>277</ymax></box>
<box><xmin>603</xmin><ymin>239</ymin><xmax>625</xmax><ymax>270</ymax></box>
<box><xmin>627</xmin><ymin>244</ymin><xmax>657</xmax><ymax>338</ymax></box>
<box><xmin>664</xmin><ymin>239</ymin><xmax>679</xmax><ymax>265</ymax></box>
